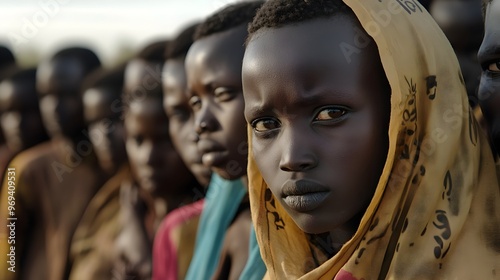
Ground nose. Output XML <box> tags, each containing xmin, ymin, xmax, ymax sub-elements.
<box><xmin>279</xmin><ymin>126</ymin><xmax>318</xmax><ymax>172</ymax></box>
<box><xmin>194</xmin><ymin>104</ymin><xmax>217</xmax><ymax>136</ymax></box>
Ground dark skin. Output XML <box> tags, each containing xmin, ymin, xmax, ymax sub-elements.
<box><xmin>430</xmin><ymin>0</ymin><xmax>484</xmax><ymax>106</ymax></box>
<box><xmin>478</xmin><ymin>0</ymin><xmax>500</xmax><ymax>156</ymax></box>
<box><xmin>37</xmin><ymin>58</ymin><xmax>86</xmax><ymax>142</ymax></box>
<box><xmin>6</xmin><ymin>57</ymin><xmax>106</xmax><ymax>280</ymax></box>
<box><xmin>114</xmin><ymin>59</ymin><xmax>200</xmax><ymax>279</ymax></box>
<box><xmin>185</xmin><ymin>24</ymin><xmax>251</xmax><ymax>280</ymax></box>
<box><xmin>163</xmin><ymin>57</ymin><xmax>212</xmax><ymax>187</ymax></box>
<box><xmin>83</xmin><ymin>87</ymin><xmax>127</xmax><ymax>175</ymax></box>
<box><xmin>243</xmin><ymin>17</ymin><xmax>390</xmax><ymax>252</ymax></box>
<box><xmin>0</xmin><ymin>78</ymin><xmax>48</xmax><ymax>153</ymax></box>
<box><xmin>186</xmin><ymin>25</ymin><xmax>248</xmax><ymax>181</ymax></box>
<box><xmin>124</xmin><ymin>59</ymin><xmax>197</xmax><ymax>208</ymax></box>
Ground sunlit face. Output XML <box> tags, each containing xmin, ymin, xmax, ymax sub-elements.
<box><xmin>185</xmin><ymin>25</ymin><xmax>248</xmax><ymax>180</ymax></box>
<box><xmin>0</xmin><ymin>79</ymin><xmax>47</xmax><ymax>152</ymax></box>
<box><xmin>243</xmin><ymin>17</ymin><xmax>390</xmax><ymax>236</ymax></box>
<box><xmin>163</xmin><ymin>58</ymin><xmax>212</xmax><ymax>187</ymax></box>
<box><xmin>83</xmin><ymin>87</ymin><xmax>127</xmax><ymax>174</ymax></box>
<box><xmin>478</xmin><ymin>0</ymin><xmax>500</xmax><ymax>154</ymax></box>
<box><xmin>37</xmin><ymin>58</ymin><xmax>86</xmax><ymax>139</ymax></box>
<box><xmin>124</xmin><ymin>59</ymin><xmax>195</xmax><ymax>196</ymax></box>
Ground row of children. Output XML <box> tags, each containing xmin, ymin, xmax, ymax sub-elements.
<box><xmin>0</xmin><ymin>0</ymin><xmax>499</xmax><ymax>279</ymax></box>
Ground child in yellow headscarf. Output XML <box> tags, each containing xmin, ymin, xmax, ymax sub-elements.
<box><xmin>242</xmin><ymin>0</ymin><xmax>500</xmax><ymax>279</ymax></box>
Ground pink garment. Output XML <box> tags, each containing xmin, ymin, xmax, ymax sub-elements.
<box><xmin>153</xmin><ymin>199</ymin><xmax>204</xmax><ymax>280</ymax></box>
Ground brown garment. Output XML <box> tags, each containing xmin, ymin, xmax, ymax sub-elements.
<box><xmin>0</xmin><ymin>139</ymin><xmax>106</xmax><ymax>280</ymax></box>
<box><xmin>69</xmin><ymin>165</ymin><xmax>130</xmax><ymax>280</ymax></box>
<box><xmin>69</xmin><ymin>166</ymin><xmax>157</xmax><ymax>280</ymax></box>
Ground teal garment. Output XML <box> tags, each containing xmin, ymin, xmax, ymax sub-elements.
<box><xmin>239</xmin><ymin>225</ymin><xmax>266</xmax><ymax>280</ymax></box>
<box><xmin>185</xmin><ymin>173</ymin><xmax>247</xmax><ymax>280</ymax></box>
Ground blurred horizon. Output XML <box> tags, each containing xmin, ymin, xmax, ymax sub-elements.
<box><xmin>0</xmin><ymin>0</ymin><xmax>240</xmax><ymax>67</ymax></box>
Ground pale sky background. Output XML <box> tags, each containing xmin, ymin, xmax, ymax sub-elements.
<box><xmin>0</xmin><ymin>0</ymin><xmax>241</xmax><ymax>66</ymax></box>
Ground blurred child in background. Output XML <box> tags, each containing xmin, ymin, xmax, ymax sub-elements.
<box><xmin>153</xmin><ymin>23</ymin><xmax>213</xmax><ymax>280</ymax></box>
<box><xmin>0</xmin><ymin>46</ymin><xmax>17</xmax><ymax>186</ymax></box>
<box><xmin>0</xmin><ymin>68</ymin><xmax>49</xmax><ymax>188</ymax></box>
<box><xmin>0</xmin><ymin>47</ymin><xmax>106</xmax><ymax>280</ymax></box>
<box><xmin>68</xmin><ymin>65</ymin><xmax>130</xmax><ymax>280</ymax></box>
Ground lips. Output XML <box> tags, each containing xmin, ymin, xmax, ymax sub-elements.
<box><xmin>197</xmin><ymin>139</ymin><xmax>228</xmax><ymax>167</ymax></box>
<box><xmin>281</xmin><ymin>179</ymin><xmax>330</xmax><ymax>212</ymax></box>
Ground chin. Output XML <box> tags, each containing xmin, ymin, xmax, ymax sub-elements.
<box><xmin>292</xmin><ymin>213</ymin><xmax>332</xmax><ymax>235</ymax></box>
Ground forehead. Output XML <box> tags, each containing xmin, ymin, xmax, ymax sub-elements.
<box><xmin>243</xmin><ymin>16</ymin><xmax>381</xmax><ymax>97</ymax></box>
<box><xmin>125</xmin><ymin>99</ymin><xmax>167</xmax><ymax>130</ymax></box>
<box><xmin>36</xmin><ymin>58</ymin><xmax>85</xmax><ymax>96</ymax></box>
<box><xmin>185</xmin><ymin>25</ymin><xmax>247</xmax><ymax>84</ymax></box>
<box><xmin>479</xmin><ymin>0</ymin><xmax>500</xmax><ymax>58</ymax></box>
<box><xmin>125</xmin><ymin>59</ymin><xmax>162</xmax><ymax>90</ymax></box>
<box><xmin>163</xmin><ymin>58</ymin><xmax>186</xmax><ymax>89</ymax></box>
<box><xmin>484</xmin><ymin>0</ymin><xmax>500</xmax><ymax>35</ymax></box>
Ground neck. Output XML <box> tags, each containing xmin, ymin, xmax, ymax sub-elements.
<box><xmin>327</xmin><ymin>212</ymin><xmax>364</xmax><ymax>255</ymax></box>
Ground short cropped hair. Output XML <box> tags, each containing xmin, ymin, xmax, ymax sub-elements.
<box><xmin>51</xmin><ymin>47</ymin><xmax>101</xmax><ymax>77</ymax></box>
<box><xmin>248</xmin><ymin>0</ymin><xmax>351</xmax><ymax>36</ymax></box>
<box><xmin>194</xmin><ymin>1</ymin><xmax>264</xmax><ymax>40</ymax></box>
<box><xmin>137</xmin><ymin>40</ymin><xmax>169</xmax><ymax>64</ymax></box>
<box><xmin>165</xmin><ymin>23</ymin><xmax>199</xmax><ymax>60</ymax></box>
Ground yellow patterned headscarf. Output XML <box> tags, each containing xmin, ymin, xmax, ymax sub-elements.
<box><xmin>247</xmin><ymin>0</ymin><xmax>500</xmax><ymax>279</ymax></box>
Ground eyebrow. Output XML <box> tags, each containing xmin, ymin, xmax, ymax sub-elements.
<box><xmin>246</xmin><ymin>88</ymin><xmax>349</xmax><ymax>117</ymax></box>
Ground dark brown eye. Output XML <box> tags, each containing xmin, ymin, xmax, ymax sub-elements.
<box><xmin>251</xmin><ymin>118</ymin><xmax>280</xmax><ymax>132</ymax></box>
<box><xmin>315</xmin><ymin>107</ymin><xmax>346</xmax><ymax>121</ymax></box>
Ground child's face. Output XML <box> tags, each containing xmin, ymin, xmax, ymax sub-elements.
<box><xmin>185</xmin><ymin>25</ymin><xmax>248</xmax><ymax>180</ymax></box>
<box><xmin>478</xmin><ymin>0</ymin><xmax>500</xmax><ymax>153</ymax></box>
<box><xmin>37</xmin><ymin>58</ymin><xmax>85</xmax><ymax>138</ymax></box>
<box><xmin>0</xmin><ymin>80</ymin><xmax>46</xmax><ymax>152</ymax></box>
<box><xmin>243</xmin><ymin>17</ymin><xmax>390</xmax><ymax>235</ymax></box>
<box><xmin>163</xmin><ymin>58</ymin><xmax>212</xmax><ymax>187</ymax></box>
<box><xmin>83</xmin><ymin>87</ymin><xmax>127</xmax><ymax>174</ymax></box>
<box><xmin>124</xmin><ymin>60</ymin><xmax>194</xmax><ymax>195</ymax></box>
